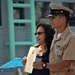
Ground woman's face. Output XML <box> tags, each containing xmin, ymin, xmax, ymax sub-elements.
<box><xmin>35</xmin><ymin>26</ymin><xmax>46</xmax><ymax>45</ymax></box>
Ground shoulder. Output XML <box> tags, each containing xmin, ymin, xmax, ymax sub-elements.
<box><xmin>34</xmin><ymin>44</ymin><xmax>40</xmax><ymax>48</ymax></box>
<box><xmin>65</xmin><ymin>31</ymin><xmax>75</xmax><ymax>45</ymax></box>
<box><xmin>68</xmin><ymin>31</ymin><xmax>75</xmax><ymax>39</ymax></box>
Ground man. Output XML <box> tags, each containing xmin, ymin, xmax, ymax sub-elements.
<box><xmin>44</xmin><ymin>3</ymin><xmax>75</xmax><ymax>75</ymax></box>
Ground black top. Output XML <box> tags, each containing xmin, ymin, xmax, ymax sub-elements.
<box><xmin>29</xmin><ymin>52</ymin><xmax>50</xmax><ymax>75</ymax></box>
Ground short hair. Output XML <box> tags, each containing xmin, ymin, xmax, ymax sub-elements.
<box><xmin>48</xmin><ymin>3</ymin><xmax>73</xmax><ymax>24</ymax></box>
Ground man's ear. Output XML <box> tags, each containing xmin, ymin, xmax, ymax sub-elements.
<box><xmin>62</xmin><ymin>16</ymin><xmax>66</xmax><ymax>21</ymax></box>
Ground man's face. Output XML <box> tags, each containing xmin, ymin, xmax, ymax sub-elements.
<box><xmin>50</xmin><ymin>14</ymin><xmax>65</xmax><ymax>29</ymax></box>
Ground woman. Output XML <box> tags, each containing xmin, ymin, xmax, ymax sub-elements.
<box><xmin>22</xmin><ymin>23</ymin><xmax>55</xmax><ymax>75</ymax></box>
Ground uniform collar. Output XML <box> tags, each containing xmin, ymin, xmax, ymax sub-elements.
<box><xmin>54</xmin><ymin>26</ymin><xmax>71</xmax><ymax>40</ymax></box>
<box><xmin>60</xmin><ymin>26</ymin><xmax>71</xmax><ymax>40</ymax></box>
<box><xmin>50</xmin><ymin>26</ymin><xmax>70</xmax><ymax>50</ymax></box>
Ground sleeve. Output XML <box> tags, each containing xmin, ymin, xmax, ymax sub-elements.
<box><xmin>62</xmin><ymin>36</ymin><xmax>75</xmax><ymax>60</ymax></box>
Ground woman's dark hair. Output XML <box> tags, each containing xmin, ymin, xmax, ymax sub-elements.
<box><xmin>36</xmin><ymin>23</ymin><xmax>55</xmax><ymax>54</ymax></box>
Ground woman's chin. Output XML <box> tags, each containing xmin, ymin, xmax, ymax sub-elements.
<box><xmin>37</xmin><ymin>42</ymin><xmax>41</xmax><ymax>45</ymax></box>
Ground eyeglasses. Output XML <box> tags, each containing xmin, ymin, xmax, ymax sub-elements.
<box><xmin>34</xmin><ymin>32</ymin><xmax>45</xmax><ymax>36</ymax></box>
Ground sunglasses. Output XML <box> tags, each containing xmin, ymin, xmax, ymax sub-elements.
<box><xmin>34</xmin><ymin>32</ymin><xmax>45</xmax><ymax>36</ymax></box>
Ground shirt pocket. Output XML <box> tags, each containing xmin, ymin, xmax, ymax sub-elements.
<box><xmin>55</xmin><ymin>41</ymin><xmax>68</xmax><ymax>57</ymax></box>
<box><xmin>55</xmin><ymin>42</ymin><xmax>63</xmax><ymax>56</ymax></box>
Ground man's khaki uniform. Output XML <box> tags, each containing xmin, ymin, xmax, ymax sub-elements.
<box><xmin>49</xmin><ymin>26</ymin><xmax>75</xmax><ymax>75</ymax></box>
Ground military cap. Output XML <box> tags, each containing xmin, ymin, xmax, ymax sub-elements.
<box><xmin>48</xmin><ymin>3</ymin><xmax>73</xmax><ymax>17</ymax></box>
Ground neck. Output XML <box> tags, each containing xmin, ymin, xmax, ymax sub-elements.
<box><xmin>40</xmin><ymin>43</ymin><xmax>46</xmax><ymax>49</ymax></box>
<box><xmin>57</xmin><ymin>24</ymin><xmax>67</xmax><ymax>33</ymax></box>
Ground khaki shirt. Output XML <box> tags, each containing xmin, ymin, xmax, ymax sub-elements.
<box><xmin>49</xmin><ymin>26</ymin><xmax>75</xmax><ymax>75</ymax></box>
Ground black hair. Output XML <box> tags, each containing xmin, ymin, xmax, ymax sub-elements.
<box><xmin>60</xmin><ymin>13</ymin><xmax>69</xmax><ymax>24</ymax></box>
<box><xmin>36</xmin><ymin>23</ymin><xmax>55</xmax><ymax>54</ymax></box>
